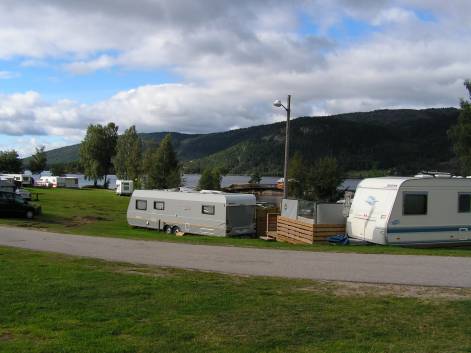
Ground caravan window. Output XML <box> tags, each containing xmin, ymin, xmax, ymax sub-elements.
<box><xmin>154</xmin><ymin>201</ymin><xmax>165</xmax><ymax>210</ymax></box>
<box><xmin>135</xmin><ymin>199</ymin><xmax>147</xmax><ymax>210</ymax></box>
<box><xmin>458</xmin><ymin>193</ymin><xmax>471</xmax><ymax>213</ymax></box>
<box><xmin>403</xmin><ymin>193</ymin><xmax>427</xmax><ymax>215</ymax></box>
<box><xmin>202</xmin><ymin>205</ymin><xmax>215</xmax><ymax>215</ymax></box>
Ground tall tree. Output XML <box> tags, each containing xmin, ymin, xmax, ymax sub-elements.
<box><xmin>79</xmin><ymin>122</ymin><xmax>118</xmax><ymax>187</ymax></box>
<box><xmin>29</xmin><ymin>146</ymin><xmax>47</xmax><ymax>174</ymax></box>
<box><xmin>248</xmin><ymin>170</ymin><xmax>262</xmax><ymax>184</ymax></box>
<box><xmin>307</xmin><ymin>157</ymin><xmax>342</xmax><ymax>201</ymax></box>
<box><xmin>288</xmin><ymin>152</ymin><xmax>307</xmax><ymax>199</ymax></box>
<box><xmin>143</xmin><ymin>134</ymin><xmax>181</xmax><ymax>189</ymax></box>
<box><xmin>449</xmin><ymin>80</ymin><xmax>471</xmax><ymax>175</ymax></box>
<box><xmin>113</xmin><ymin>126</ymin><xmax>142</xmax><ymax>181</ymax></box>
<box><xmin>0</xmin><ymin>150</ymin><xmax>22</xmax><ymax>173</ymax></box>
<box><xmin>198</xmin><ymin>168</ymin><xmax>222</xmax><ymax>190</ymax></box>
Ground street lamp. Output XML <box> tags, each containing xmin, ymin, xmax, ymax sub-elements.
<box><xmin>273</xmin><ymin>95</ymin><xmax>291</xmax><ymax>199</ymax></box>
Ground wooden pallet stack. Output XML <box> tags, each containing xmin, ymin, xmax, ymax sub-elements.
<box><xmin>256</xmin><ymin>206</ymin><xmax>279</xmax><ymax>237</ymax></box>
<box><xmin>276</xmin><ymin>216</ymin><xmax>345</xmax><ymax>244</ymax></box>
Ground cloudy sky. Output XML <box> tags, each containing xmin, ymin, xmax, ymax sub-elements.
<box><xmin>1</xmin><ymin>0</ymin><xmax>470</xmax><ymax>156</ymax></box>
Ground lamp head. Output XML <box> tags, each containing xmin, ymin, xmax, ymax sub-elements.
<box><xmin>273</xmin><ymin>99</ymin><xmax>282</xmax><ymax>107</ymax></box>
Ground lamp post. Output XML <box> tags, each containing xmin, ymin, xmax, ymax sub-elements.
<box><xmin>273</xmin><ymin>95</ymin><xmax>291</xmax><ymax>199</ymax></box>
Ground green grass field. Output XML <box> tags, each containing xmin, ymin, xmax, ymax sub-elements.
<box><xmin>1</xmin><ymin>246</ymin><xmax>470</xmax><ymax>353</ymax></box>
<box><xmin>1</xmin><ymin>187</ymin><xmax>471</xmax><ymax>257</ymax></box>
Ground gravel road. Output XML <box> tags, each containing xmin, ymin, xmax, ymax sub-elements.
<box><xmin>1</xmin><ymin>226</ymin><xmax>470</xmax><ymax>287</ymax></box>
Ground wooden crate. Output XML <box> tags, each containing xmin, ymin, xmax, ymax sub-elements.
<box><xmin>276</xmin><ymin>216</ymin><xmax>345</xmax><ymax>244</ymax></box>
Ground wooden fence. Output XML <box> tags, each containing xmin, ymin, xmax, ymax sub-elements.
<box><xmin>276</xmin><ymin>216</ymin><xmax>345</xmax><ymax>244</ymax></box>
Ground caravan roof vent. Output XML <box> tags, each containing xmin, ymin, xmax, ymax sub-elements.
<box><xmin>414</xmin><ymin>174</ymin><xmax>434</xmax><ymax>178</ymax></box>
<box><xmin>200</xmin><ymin>190</ymin><xmax>223</xmax><ymax>194</ymax></box>
<box><xmin>415</xmin><ymin>171</ymin><xmax>452</xmax><ymax>178</ymax></box>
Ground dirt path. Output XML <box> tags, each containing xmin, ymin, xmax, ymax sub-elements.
<box><xmin>1</xmin><ymin>226</ymin><xmax>471</xmax><ymax>288</ymax></box>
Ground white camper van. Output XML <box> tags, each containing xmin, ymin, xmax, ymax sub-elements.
<box><xmin>127</xmin><ymin>190</ymin><xmax>256</xmax><ymax>236</ymax></box>
<box><xmin>347</xmin><ymin>176</ymin><xmax>471</xmax><ymax>246</ymax></box>
<box><xmin>116</xmin><ymin>180</ymin><xmax>133</xmax><ymax>196</ymax></box>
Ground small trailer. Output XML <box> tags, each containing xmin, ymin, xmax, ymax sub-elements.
<box><xmin>116</xmin><ymin>180</ymin><xmax>134</xmax><ymax>196</ymax></box>
<box><xmin>127</xmin><ymin>190</ymin><xmax>256</xmax><ymax>236</ymax></box>
<box><xmin>347</xmin><ymin>175</ymin><xmax>471</xmax><ymax>246</ymax></box>
<box><xmin>38</xmin><ymin>176</ymin><xmax>79</xmax><ymax>188</ymax></box>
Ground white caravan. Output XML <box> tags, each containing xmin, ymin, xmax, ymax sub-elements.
<box><xmin>347</xmin><ymin>176</ymin><xmax>471</xmax><ymax>246</ymax></box>
<box><xmin>127</xmin><ymin>190</ymin><xmax>256</xmax><ymax>236</ymax></box>
<box><xmin>116</xmin><ymin>180</ymin><xmax>134</xmax><ymax>196</ymax></box>
<box><xmin>1</xmin><ymin>174</ymin><xmax>32</xmax><ymax>186</ymax></box>
<box><xmin>38</xmin><ymin>176</ymin><xmax>79</xmax><ymax>188</ymax></box>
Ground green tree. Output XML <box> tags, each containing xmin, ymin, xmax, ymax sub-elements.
<box><xmin>143</xmin><ymin>134</ymin><xmax>181</xmax><ymax>189</ymax></box>
<box><xmin>197</xmin><ymin>168</ymin><xmax>222</xmax><ymax>190</ymax></box>
<box><xmin>50</xmin><ymin>163</ymin><xmax>66</xmax><ymax>177</ymax></box>
<box><xmin>288</xmin><ymin>152</ymin><xmax>307</xmax><ymax>199</ymax></box>
<box><xmin>248</xmin><ymin>170</ymin><xmax>262</xmax><ymax>184</ymax></box>
<box><xmin>198</xmin><ymin>168</ymin><xmax>214</xmax><ymax>190</ymax></box>
<box><xmin>307</xmin><ymin>157</ymin><xmax>342</xmax><ymax>201</ymax></box>
<box><xmin>29</xmin><ymin>146</ymin><xmax>47</xmax><ymax>174</ymax></box>
<box><xmin>448</xmin><ymin>80</ymin><xmax>471</xmax><ymax>175</ymax></box>
<box><xmin>0</xmin><ymin>150</ymin><xmax>22</xmax><ymax>173</ymax></box>
<box><xmin>113</xmin><ymin>126</ymin><xmax>142</xmax><ymax>181</ymax></box>
<box><xmin>79</xmin><ymin>123</ymin><xmax>118</xmax><ymax>187</ymax></box>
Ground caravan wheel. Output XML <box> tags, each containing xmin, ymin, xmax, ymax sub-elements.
<box><xmin>172</xmin><ymin>226</ymin><xmax>180</xmax><ymax>234</ymax></box>
<box><xmin>164</xmin><ymin>225</ymin><xmax>173</xmax><ymax>234</ymax></box>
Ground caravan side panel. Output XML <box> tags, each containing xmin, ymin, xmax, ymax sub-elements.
<box><xmin>127</xmin><ymin>193</ymin><xmax>227</xmax><ymax>236</ymax></box>
<box><xmin>387</xmin><ymin>183</ymin><xmax>471</xmax><ymax>245</ymax></box>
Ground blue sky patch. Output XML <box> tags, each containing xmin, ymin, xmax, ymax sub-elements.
<box><xmin>1</xmin><ymin>57</ymin><xmax>181</xmax><ymax>103</ymax></box>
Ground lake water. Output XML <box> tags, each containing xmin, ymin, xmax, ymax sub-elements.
<box><xmin>32</xmin><ymin>173</ymin><xmax>361</xmax><ymax>191</ymax></box>
<box><xmin>56</xmin><ymin>174</ymin><xmax>281</xmax><ymax>189</ymax></box>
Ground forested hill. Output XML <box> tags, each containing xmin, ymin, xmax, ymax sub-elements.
<box><xmin>33</xmin><ymin>108</ymin><xmax>460</xmax><ymax>175</ymax></box>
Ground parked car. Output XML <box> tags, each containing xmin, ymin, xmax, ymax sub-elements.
<box><xmin>16</xmin><ymin>188</ymin><xmax>31</xmax><ymax>201</ymax></box>
<box><xmin>0</xmin><ymin>191</ymin><xmax>41</xmax><ymax>219</ymax></box>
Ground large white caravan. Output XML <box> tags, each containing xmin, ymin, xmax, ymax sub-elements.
<box><xmin>347</xmin><ymin>176</ymin><xmax>471</xmax><ymax>246</ymax></box>
<box><xmin>1</xmin><ymin>174</ymin><xmax>32</xmax><ymax>186</ymax></box>
<box><xmin>127</xmin><ymin>190</ymin><xmax>256</xmax><ymax>236</ymax></box>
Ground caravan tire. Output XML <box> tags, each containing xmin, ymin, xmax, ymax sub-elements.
<box><xmin>164</xmin><ymin>225</ymin><xmax>173</xmax><ymax>234</ymax></box>
<box><xmin>172</xmin><ymin>226</ymin><xmax>180</xmax><ymax>234</ymax></box>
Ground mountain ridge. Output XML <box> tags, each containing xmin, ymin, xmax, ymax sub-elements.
<box><xmin>25</xmin><ymin>107</ymin><xmax>460</xmax><ymax>174</ymax></box>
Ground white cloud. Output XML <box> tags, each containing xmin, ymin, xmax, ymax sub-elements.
<box><xmin>0</xmin><ymin>0</ymin><xmax>470</xmax><ymax>153</ymax></box>
<box><xmin>0</xmin><ymin>71</ymin><xmax>18</xmax><ymax>79</ymax></box>
<box><xmin>372</xmin><ymin>7</ymin><xmax>416</xmax><ymax>26</ymax></box>
<box><xmin>65</xmin><ymin>55</ymin><xmax>115</xmax><ymax>74</ymax></box>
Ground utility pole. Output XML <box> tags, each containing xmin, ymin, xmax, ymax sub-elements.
<box><xmin>283</xmin><ymin>95</ymin><xmax>291</xmax><ymax>199</ymax></box>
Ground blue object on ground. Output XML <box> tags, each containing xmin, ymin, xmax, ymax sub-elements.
<box><xmin>328</xmin><ymin>234</ymin><xmax>350</xmax><ymax>245</ymax></box>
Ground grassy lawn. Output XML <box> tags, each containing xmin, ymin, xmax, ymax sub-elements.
<box><xmin>1</xmin><ymin>187</ymin><xmax>471</xmax><ymax>257</ymax></box>
<box><xmin>1</xmin><ymin>246</ymin><xmax>471</xmax><ymax>353</ymax></box>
